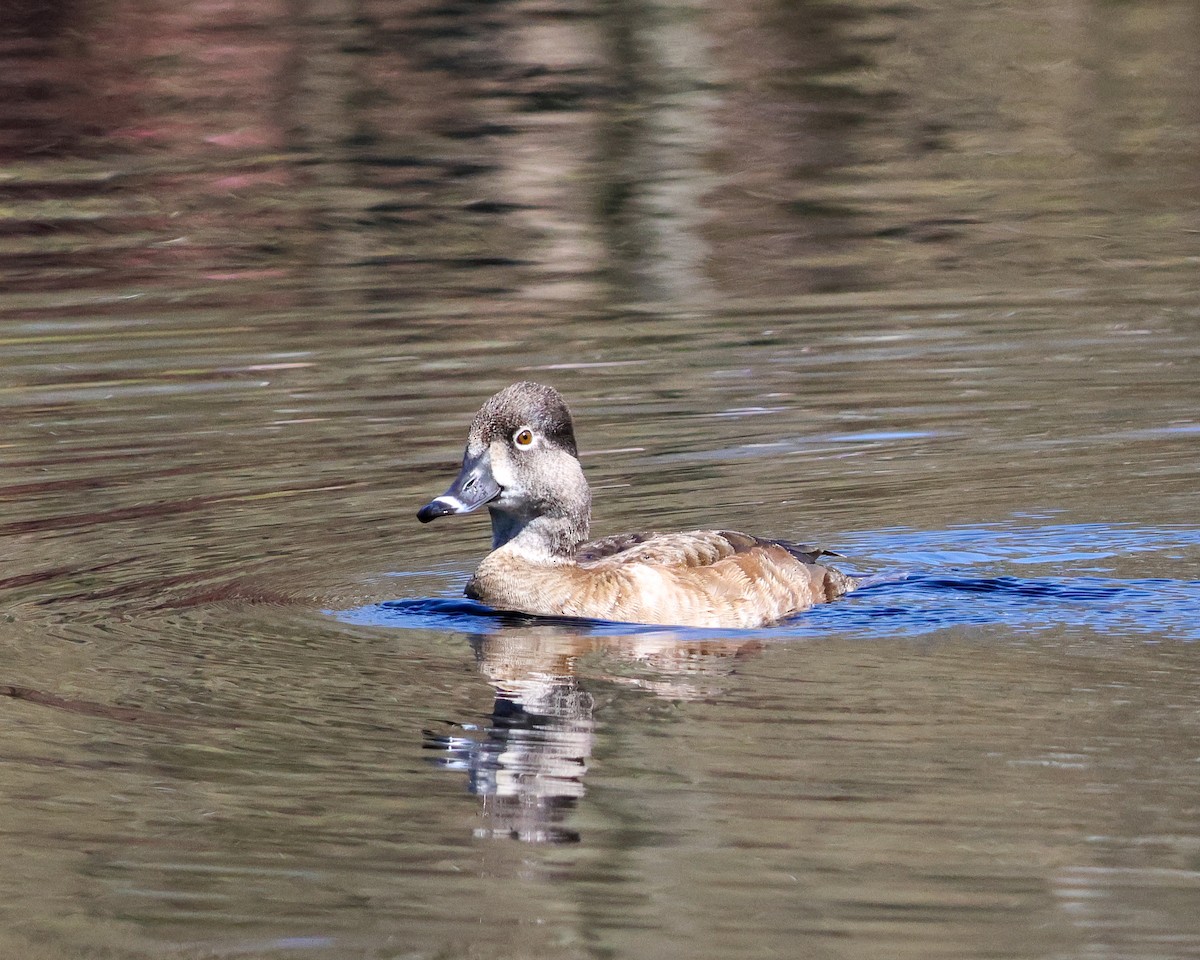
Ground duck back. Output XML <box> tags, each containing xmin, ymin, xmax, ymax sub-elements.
<box><xmin>468</xmin><ymin>530</ymin><xmax>856</xmax><ymax>629</ymax></box>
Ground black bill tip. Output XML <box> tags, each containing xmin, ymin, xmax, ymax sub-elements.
<box><xmin>417</xmin><ymin>498</ymin><xmax>457</xmax><ymax>523</ymax></box>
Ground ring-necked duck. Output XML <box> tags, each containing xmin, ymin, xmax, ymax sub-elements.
<box><xmin>418</xmin><ymin>382</ymin><xmax>855</xmax><ymax>628</ymax></box>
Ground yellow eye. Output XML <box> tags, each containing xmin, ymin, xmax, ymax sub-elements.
<box><xmin>514</xmin><ymin>428</ymin><xmax>534</xmax><ymax>447</ymax></box>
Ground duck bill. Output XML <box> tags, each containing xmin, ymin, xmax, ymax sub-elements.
<box><xmin>417</xmin><ymin>451</ymin><xmax>501</xmax><ymax>523</ymax></box>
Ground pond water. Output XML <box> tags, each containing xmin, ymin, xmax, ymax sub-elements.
<box><xmin>2</xmin><ymin>1</ymin><xmax>1199</xmax><ymax>958</ymax></box>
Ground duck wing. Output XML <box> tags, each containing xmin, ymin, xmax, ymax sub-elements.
<box><xmin>574</xmin><ymin>531</ymin><xmax>663</xmax><ymax>563</ymax></box>
<box><xmin>771</xmin><ymin>538</ymin><xmax>843</xmax><ymax>565</ymax></box>
<box><xmin>576</xmin><ymin>530</ymin><xmax>836</xmax><ymax>569</ymax></box>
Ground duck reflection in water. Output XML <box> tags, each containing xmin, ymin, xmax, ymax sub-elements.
<box><xmin>422</xmin><ymin>620</ymin><xmax>764</xmax><ymax>844</ymax></box>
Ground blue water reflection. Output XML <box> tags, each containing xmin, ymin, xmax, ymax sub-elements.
<box><xmin>334</xmin><ymin>522</ymin><xmax>1200</xmax><ymax>641</ymax></box>
<box><xmin>805</xmin><ymin>572</ymin><xmax>1200</xmax><ymax>641</ymax></box>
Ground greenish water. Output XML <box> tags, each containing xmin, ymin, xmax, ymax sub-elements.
<box><xmin>2</xmin><ymin>1</ymin><xmax>1199</xmax><ymax>958</ymax></box>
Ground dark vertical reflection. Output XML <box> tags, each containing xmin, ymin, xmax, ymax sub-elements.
<box><xmin>595</xmin><ymin>0</ymin><xmax>717</xmax><ymax>303</ymax></box>
<box><xmin>835</xmin><ymin>0</ymin><xmax>1200</xmax><ymax>293</ymax></box>
<box><xmin>1073</xmin><ymin>0</ymin><xmax>1200</xmax><ymax>282</ymax></box>
<box><xmin>1</xmin><ymin>0</ymin><xmax>1197</xmax><ymax>307</ymax></box>
<box><xmin>413</xmin><ymin>0</ymin><xmax>614</xmax><ymax>300</ymax></box>
<box><xmin>591</xmin><ymin>0</ymin><xmax>905</xmax><ymax>302</ymax></box>
<box><xmin>703</xmin><ymin>0</ymin><xmax>902</xmax><ymax>297</ymax></box>
<box><xmin>0</xmin><ymin>0</ymin><xmax>117</xmax><ymax>158</ymax></box>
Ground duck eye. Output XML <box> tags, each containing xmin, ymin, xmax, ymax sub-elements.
<box><xmin>514</xmin><ymin>428</ymin><xmax>535</xmax><ymax>447</ymax></box>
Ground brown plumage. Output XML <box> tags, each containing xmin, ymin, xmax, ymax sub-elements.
<box><xmin>417</xmin><ymin>382</ymin><xmax>856</xmax><ymax>629</ymax></box>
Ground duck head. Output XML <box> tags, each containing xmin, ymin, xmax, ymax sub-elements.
<box><xmin>417</xmin><ymin>382</ymin><xmax>592</xmax><ymax>559</ymax></box>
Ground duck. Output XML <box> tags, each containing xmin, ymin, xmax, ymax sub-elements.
<box><xmin>417</xmin><ymin>381</ymin><xmax>856</xmax><ymax>628</ymax></box>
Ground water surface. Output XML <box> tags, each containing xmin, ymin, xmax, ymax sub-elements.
<box><xmin>2</xmin><ymin>1</ymin><xmax>1200</xmax><ymax>958</ymax></box>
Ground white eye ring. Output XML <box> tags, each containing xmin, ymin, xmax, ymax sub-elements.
<box><xmin>513</xmin><ymin>427</ymin><xmax>536</xmax><ymax>448</ymax></box>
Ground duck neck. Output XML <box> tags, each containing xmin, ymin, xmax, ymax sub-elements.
<box><xmin>488</xmin><ymin>503</ymin><xmax>590</xmax><ymax>565</ymax></box>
